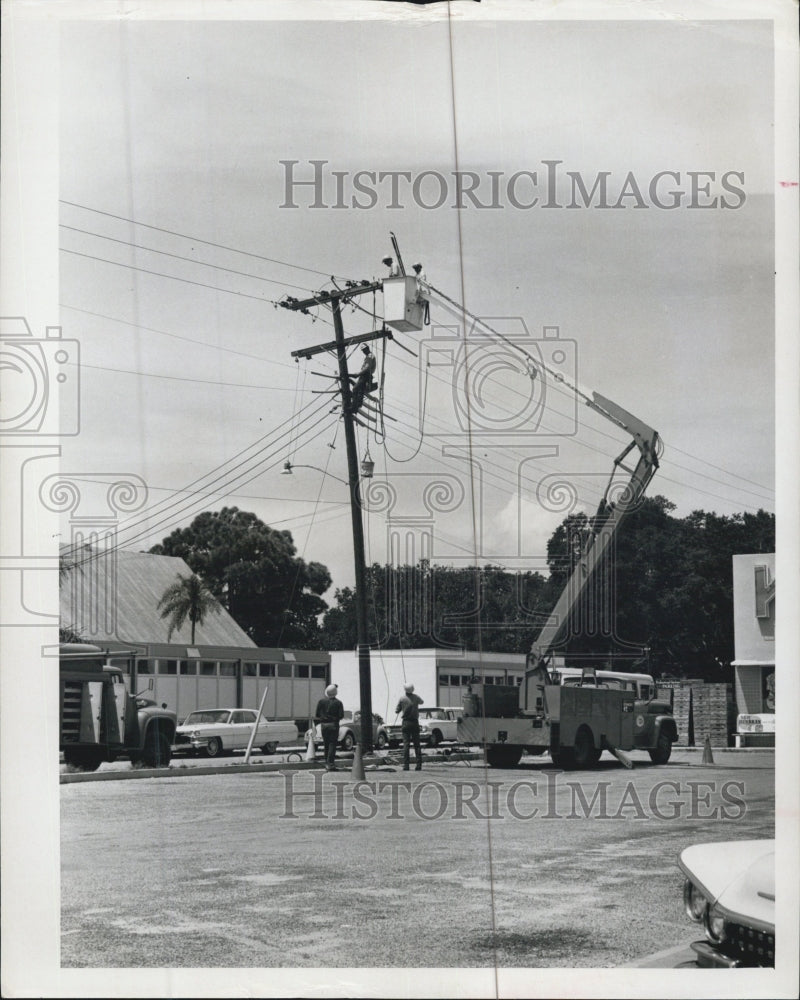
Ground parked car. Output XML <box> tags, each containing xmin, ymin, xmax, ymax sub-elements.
<box><xmin>679</xmin><ymin>839</ymin><xmax>774</xmax><ymax>968</ymax></box>
<box><xmin>315</xmin><ymin>711</ymin><xmax>388</xmax><ymax>751</ymax></box>
<box><xmin>381</xmin><ymin>719</ymin><xmax>434</xmax><ymax>748</ymax></box>
<box><xmin>173</xmin><ymin>709</ymin><xmax>299</xmax><ymax>757</ymax></box>
<box><xmin>417</xmin><ymin>707</ymin><xmax>461</xmax><ymax>746</ymax></box>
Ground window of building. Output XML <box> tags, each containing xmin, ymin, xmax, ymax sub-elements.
<box><xmin>439</xmin><ymin>675</ymin><xmax>449</xmax><ymax>686</ymax></box>
<box><xmin>243</xmin><ymin>663</ymin><xmax>257</xmax><ymax>677</ymax></box>
<box><xmin>277</xmin><ymin>663</ymin><xmax>293</xmax><ymax>678</ymax></box>
<box><xmin>461</xmin><ymin>675</ymin><xmax>471</xmax><ymax>686</ymax></box>
<box><xmin>296</xmin><ymin>664</ymin><xmax>310</xmax><ymax>678</ymax></box>
<box><xmin>179</xmin><ymin>660</ymin><xmax>196</xmax><ymax>675</ymax></box>
<box><xmin>137</xmin><ymin>660</ymin><xmax>152</xmax><ymax>674</ymax></box>
<box><xmin>159</xmin><ymin>660</ymin><xmax>178</xmax><ymax>675</ymax></box>
<box><xmin>199</xmin><ymin>661</ymin><xmax>217</xmax><ymax>676</ymax></box>
<box><xmin>259</xmin><ymin>663</ymin><xmax>276</xmax><ymax>677</ymax></box>
<box><xmin>219</xmin><ymin>662</ymin><xmax>236</xmax><ymax>677</ymax></box>
<box><xmin>311</xmin><ymin>665</ymin><xmax>326</xmax><ymax>680</ymax></box>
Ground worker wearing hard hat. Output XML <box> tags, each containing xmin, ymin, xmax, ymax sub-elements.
<box><xmin>395</xmin><ymin>683</ymin><xmax>424</xmax><ymax>771</ymax></box>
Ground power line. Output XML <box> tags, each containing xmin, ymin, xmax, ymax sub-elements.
<box><xmin>61</xmin><ymin>223</ymin><xmax>317</xmax><ymax>294</ymax></box>
<box><xmin>60</xmin><ymin>200</ymin><xmax>347</xmax><ymax>280</ymax></box>
<box><xmin>61</xmin><ymin>304</ymin><xmax>289</xmax><ymax>367</ymax></box>
<box><xmin>61</xmin><ymin>398</ymin><xmax>339</xmax><ymax>566</ymax></box>
<box><xmin>74</xmin><ymin>359</ymin><xmax>304</xmax><ymax>391</ymax></box>
<box><xmin>426</xmin><ymin>288</ymin><xmax>774</xmax><ymax>501</ymax></box>
<box><xmin>60</xmin><ymin>247</ymin><xmax>288</xmax><ymax>304</ymax></box>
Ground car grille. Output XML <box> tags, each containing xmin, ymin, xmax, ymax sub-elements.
<box><xmin>61</xmin><ymin>681</ymin><xmax>83</xmax><ymax>743</ymax></box>
<box><xmin>174</xmin><ymin>733</ymin><xmax>191</xmax><ymax>745</ymax></box>
<box><xmin>725</xmin><ymin>923</ymin><xmax>775</xmax><ymax>966</ymax></box>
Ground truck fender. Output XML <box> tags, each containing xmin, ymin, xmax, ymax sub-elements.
<box><xmin>138</xmin><ymin>714</ymin><xmax>176</xmax><ymax>751</ymax></box>
<box><xmin>653</xmin><ymin>716</ymin><xmax>678</xmax><ymax>744</ymax></box>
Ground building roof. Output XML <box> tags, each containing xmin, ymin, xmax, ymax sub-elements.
<box><xmin>60</xmin><ymin>545</ymin><xmax>255</xmax><ymax>647</ymax></box>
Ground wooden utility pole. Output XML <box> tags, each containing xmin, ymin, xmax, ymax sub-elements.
<box><xmin>281</xmin><ymin>280</ymin><xmax>389</xmax><ymax>754</ymax></box>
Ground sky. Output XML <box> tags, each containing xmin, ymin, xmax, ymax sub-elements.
<box><xmin>56</xmin><ymin>12</ymin><xmax>777</xmax><ymax>599</ymax></box>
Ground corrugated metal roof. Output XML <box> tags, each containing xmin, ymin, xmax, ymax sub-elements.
<box><xmin>60</xmin><ymin>545</ymin><xmax>255</xmax><ymax>647</ymax></box>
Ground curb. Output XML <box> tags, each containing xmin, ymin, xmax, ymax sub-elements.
<box><xmin>60</xmin><ymin>750</ymin><xmax>485</xmax><ymax>783</ymax></box>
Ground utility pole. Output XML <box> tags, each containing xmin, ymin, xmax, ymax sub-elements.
<box><xmin>281</xmin><ymin>280</ymin><xmax>389</xmax><ymax>755</ymax></box>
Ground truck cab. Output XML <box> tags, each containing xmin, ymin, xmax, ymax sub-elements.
<box><xmin>60</xmin><ymin>643</ymin><xmax>177</xmax><ymax>771</ymax></box>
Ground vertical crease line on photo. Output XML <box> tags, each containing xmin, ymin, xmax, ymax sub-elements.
<box><xmin>445</xmin><ymin>5</ymin><xmax>500</xmax><ymax>992</ymax></box>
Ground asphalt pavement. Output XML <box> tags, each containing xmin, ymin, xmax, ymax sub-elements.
<box><xmin>60</xmin><ymin>748</ymin><xmax>774</xmax><ymax>969</ymax></box>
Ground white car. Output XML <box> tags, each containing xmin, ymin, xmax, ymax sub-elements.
<box><xmin>418</xmin><ymin>707</ymin><xmax>461</xmax><ymax>746</ymax></box>
<box><xmin>173</xmin><ymin>709</ymin><xmax>299</xmax><ymax>757</ymax></box>
<box><xmin>679</xmin><ymin>839</ymin><xmax>774</xmax><ymax>968</ymax></box>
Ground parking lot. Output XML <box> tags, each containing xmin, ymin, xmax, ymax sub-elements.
<box><xmin>60</xmin><ymin>748</ymin><xmax>774</xmax><ymax>969</ymax></box>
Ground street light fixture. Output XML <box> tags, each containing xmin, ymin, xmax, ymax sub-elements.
<box><xmin>281</xmin><ymin>460</ymin><xmax>348</xmax><ymax>486</ymax></box>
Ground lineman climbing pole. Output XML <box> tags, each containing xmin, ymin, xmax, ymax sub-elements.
<box><xmin>280</xmin><ymin>280</ymin><xmax>391</xmax><ymax>755</ymax></box>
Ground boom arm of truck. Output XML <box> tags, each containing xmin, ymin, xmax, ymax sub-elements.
<box><xmin>528</xmin><ymin>391</ymin><xmax>660</xmax><ymax>681</ymax></box>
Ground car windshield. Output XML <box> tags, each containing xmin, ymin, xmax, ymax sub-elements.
<box><xmin>183</xmin><ymin>710</ymin><xmax>230</xmax><ymax>725</ymax></box>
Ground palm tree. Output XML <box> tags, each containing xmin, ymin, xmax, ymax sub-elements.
<box><xmin>157</xmin><ymin>573</ymin><xmax>221</xmax><ymax>643</ymax></box>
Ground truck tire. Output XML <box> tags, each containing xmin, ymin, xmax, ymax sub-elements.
<box><xmin>648</xmin><ymin>731</ymin><xmax>673</xmax><ymax>764</ymax></box>
<box><xmin>142</xmin><ymin>731</ymin><xmax>172</xmax><ymax>768</ymax></box>
<box><xmin>63</xmin><ymin>748</ymin><xmax>104</xmax><ymax>771</ymax></box>
<box><xmin>205</xmin><ymin>737</ymin><xmax>223</xmax><ymax>758</ymax></box>
<box><xmin>572</xmin><ymin>727</ymin><xmax>597</xmax><ymax>769</ymax></box>
<box><xmin>486</xmin><ymin>745</ymin><xmax>523</xmax><ymax>768</ymax></box>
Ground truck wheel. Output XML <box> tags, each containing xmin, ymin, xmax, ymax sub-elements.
<box><xmin>142</xmin><ymin>732</ymin><xmax>172</xmax><ymax>768</ymax></box>
<box><xmin>429</xmin><ymin>729</ymin><xmax>442</xmax><ymax>747</ymax></box>
<box><xmin>648</xmin><ymin>732</ymin><xmax>673</xmax><ymax>764</ymax></box>
<box><xmin>205</xmin><ymin>737</ymin><xmax>223</xmax><ymax>758</ymax></box>
<box><xmin>63</xmin><ymin>748</ymin><xmax>104</xmax><ymax>772</ymax></box>
<box><xmin>550</xmin><ymin>747</ymin><xmax>573</xmax><ymax>769</ymax></box>
<box><xmin>486</xmin><ymin>746</ymin><xmax>523</xmax><ymax>768</ymax></box>
<box><xmin>572</xmin><ymin>727</ymin><xmax>597</xmax><ymax>769</ymax></box>
<box><xmin>261</xmin><ymin>742</ymin><xmax>278</xmax><ymax>755</ymax></box>
<box><xmin>342</xmin><ymin>732</ymin><xmax>355</xmax><ymax>752</ymax></box>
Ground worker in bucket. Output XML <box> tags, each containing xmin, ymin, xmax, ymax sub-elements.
<box><xmin>395</xmin><ymin>683</ymin><xmax>424</xmax><ymax>771</ymax></box>
<box><xmin>314</xmin><ymin>683</ymin><xmax>344</xmax><ymax>772</ymax></box>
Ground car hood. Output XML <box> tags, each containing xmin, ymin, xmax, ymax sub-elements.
<box><xmin>679</xmin><ymin>840</ymin><xmax>775</xmax><ymax>931</ymax></box>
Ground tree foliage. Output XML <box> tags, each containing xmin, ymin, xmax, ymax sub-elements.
<box><xmin>320</xmin><ymin>559</ymin><xmax>550</xmax><ymax>653</ymax></box>
<box><xmin>157</xmin><ymin>572</ymin><xmax>222</xmax><ymax>643</ymax></box>
<box><xmin>543</xmin><ymin>496</ymin><xmax>774</xmax><ymax>679</ymax></box>
<box><xmin>150</xmin><ymin>507</ymin><xmax>332</xmax><ymax>648</ymax></box>
<box><xmin>321</xmin><ymin>499</ymin><xmax>774</xmax><ymax>681</ymax></box>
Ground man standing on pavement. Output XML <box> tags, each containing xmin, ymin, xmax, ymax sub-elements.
<box><xmin>395</xmin><ymin>683</ymin><xmax>424</xmax><ymax>771</ymax></box>
<box><xmin>315</xmin><ymin>684</ymin><xmax>344</xmax><ymax>772</ymax></box>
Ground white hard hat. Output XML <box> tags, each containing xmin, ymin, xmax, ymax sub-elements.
<box><xmin>404</xmin><ymin>683</ymin><xmax>414</xmax><ymax>693</ymax></box>
<box><xmin>325</xmin><ymin>684</ymin><xmax>338</xmax><ymax>696</ymax></box>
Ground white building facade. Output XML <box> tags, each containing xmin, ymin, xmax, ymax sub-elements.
<box><xmin>731</xmin><ymin>553</ymin><xmax>775</xmax><ymax>746</ymax></box>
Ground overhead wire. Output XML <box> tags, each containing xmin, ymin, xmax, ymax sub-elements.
<box><xmin>59</xmin><ymin>200</ymin><xmax>349</xmax><ymax>280</ymax></box>
<box><xmin>62</xmin><ymin>201</ymin><xmax>772</xmax><ymax>504</ymax></box>
<box><xmin>60</xmin><ymin>224</ymin><xmax>318</xmax><ymax>294</ymax></box>
<box><xmin>61</xmin><ymin>395</ymin><xmax>338</xmax><ymax>567</ymax></box>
